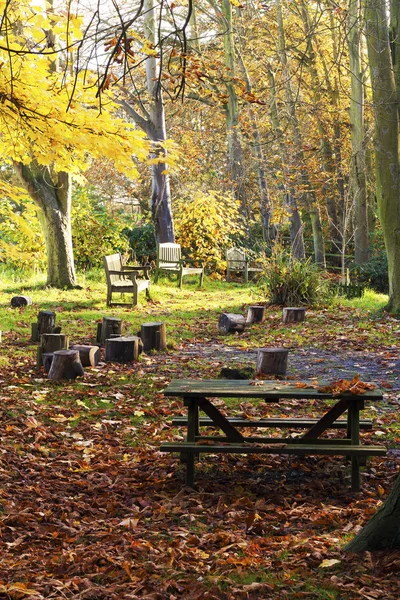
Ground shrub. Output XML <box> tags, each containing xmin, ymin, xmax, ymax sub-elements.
<box><xmin>124</xmin><ymin>221</ymin><xmax>156</xmax><ymax>263</ymax></box>
<box><xmin>173</xmin><ymin>190</ymin><xmax>244</xmax><ymax>272</ymax></box>
<box><xmin>257</xmin><ymin>251</ymin><xmax>328</xmax><ymax>306</ymax></box>
<box><xmin>71</xmin><ymin>188</ymin><xmax>128</xmax><ymax>269</ymax></box>
<box><xmin>352</xmin><ymin>251</ymin><xmax>389</xmax><ymax>294</ymax></box>
<box><xmin>0</xmin><ymin>198</ymin><xmax>46</xmax><ymax>272</ymax></box>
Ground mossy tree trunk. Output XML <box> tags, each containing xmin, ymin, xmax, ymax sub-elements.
<box><xmin>364</xmin><ymin>0</ymin><xmax>400</xmax><ymax>313</ymax></box>
<box><xmin>14</xmin><ymin>163</ymin><xmax>77</xmax><ymax>288</ymax></box>
<box><xmin>345</xmin><ymin>474</ymin><xmax>400</xmax><ymax>552</ymax></box>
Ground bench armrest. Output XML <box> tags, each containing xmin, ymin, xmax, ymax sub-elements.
<box><xmin>122</xmin><ymin>266</ymin><xmax>150</xmax><ymax>278</ymax></box>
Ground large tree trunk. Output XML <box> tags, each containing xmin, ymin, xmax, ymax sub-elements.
<box><xmin>345</xmin><ymin>474</ymin><xmax>400</xmax><ymax>552</ymax></box>
<box><xmin>221</xmin><ymin>0</ymin><xmax>248</xmax><ymax>218</ymax></box>
<box><xmin>364</xmin><ymin>0</ymin><xmax>400</xmax><ymax>313</ymax></box>
<box><xmin>348</xmin><ymin>0</ymin><xmax>369</xmax><ymax>264</ymax></box>
<box><xmin>143</xmin><ymin>0</ymin><xmax>175</xmax><ymax>243</ymax></box>
<box><xmin>14</xmin><ymin>163</ymin><xmax>77</xmax><ymax>288</ymax></box>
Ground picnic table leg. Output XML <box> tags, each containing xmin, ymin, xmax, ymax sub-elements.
<box><xmin>182</xmin><ymin>398</ymin><xmax>199</xmax><ymax>486</ymax></box>
<box><xmin>348</xmin><ymin>401</ymin><xmax>361</xmax><ymax>492</ymax></box>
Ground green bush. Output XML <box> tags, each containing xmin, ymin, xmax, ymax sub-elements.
<box><xmin>124</xmin><ymin>221</ymin><xmax>156</xmax><ymax>263</ymax></box>
<box><xmin>352</xmin><ymin>251</ymin><xmax>389</xmax><ymax>294</ymax></box>
<box><xmin>257</xmin><ymin>253</ymin><xmax>328</xmax><ymax>306</ymax></box>
<box><xmin>71</xmin><ymin>188</ymin><xmax>128</xmax><ymax>269</ymax></box>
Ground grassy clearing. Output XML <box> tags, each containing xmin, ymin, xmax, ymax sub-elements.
<box><xmin>0</xmin><ymin>270</ymin><xmax>399</xmax><ymax>599</ymax></box>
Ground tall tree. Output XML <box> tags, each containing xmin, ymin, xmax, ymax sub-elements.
<box><xmin>116</xmin><ymin>0</ymin><xmax>175</xmax><ymax>243</ymax></box>
<box><xmin>348</xmin><ymin>0</ymin><xmax>369</xmax><ymax>264</ymax></box>
<box><xmin>363</xmin><ymin>0</ymin><xmax>400</xmax><ymax>312</ymax></box>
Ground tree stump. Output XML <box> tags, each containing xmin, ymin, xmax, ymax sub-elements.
<box><xmin>37</xmin><ymin>333</ymin><xmax>69</xmax><ymax>368</ymax></box>
<box><xmin>140</xmin><ymin>322</ymin><xmax>167</xmax><ymax>352</ymax></box>
<box><xmin>282</xmin><ymin>307</ymin><xmax>306</xmax><ymax>324</ymax></box>
<box><xmin>105</xmin><ymin>336</ymin><xmax>141</xmax><ymax>363</ymax></box>
<box><xmin>42</xmin><ymin>353</ymin><xmax>54</xmax><ymax>373</ymax></box>
<box><xmin>48</xmin><ymin>350</ymin><xmax>84</xmax><ymax>380</ymax></box>
<box><xmin>31</xmin><ymin>310</ymin><xmax>59</xmax><ymax>342</ymax></box>
<box><xmin>246</xmin><ymin>305</ymin><xmax>266</xmax><ymax>324</ymax></box>
<box><xmin>70</xmin><ymin>345</ymin><xmax>100</xmax><ymax>367</ymax></box>
<box><xmin>97</xmin><ymin>317</ymin><xmax>122</xmax><ymax>346</ymax></box>
<box><xmin>11</xmin><ymin>295</ymin><xmax>32</xmax><ymax>308</ymax></box>
<box><xmin>256</xmin><ymin>348</ymin><xmax>289</xmax><ymax>376</ymax></box>
<box><xmin>218</xmin><ymin>313</ymin><xmax>246</xmax><ymax>334</ymax></box>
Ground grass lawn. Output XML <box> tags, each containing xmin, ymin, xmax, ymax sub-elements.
<box><xmin>0</xmin><ymin>269</ymin><xmax>399</xmax><ymax>599</ymax></box>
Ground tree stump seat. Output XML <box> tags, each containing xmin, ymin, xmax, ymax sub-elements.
<box><xmin>105</xmin><ymin>336</ymin><xmax>141</xmax><ymax>362</ymax></box>
<box><xmin>48</xmin><ymin>350</ymin><xmax>84</xmax><ymax>380</ymax></box>
<box><xmin>256</xmin><ymin>347</ymin><xmax>289</xmax><ymax>376</ymax></box>
<box><xmin>218</xmin><ymin>313</ymin><xmax>246</xmax><ymax>334</ymax></box>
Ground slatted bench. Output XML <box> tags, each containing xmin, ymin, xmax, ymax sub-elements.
<box><xmin>160</xmin><ymin>379</ymin><xmax>386</xmax><ymax>492</ymax></box>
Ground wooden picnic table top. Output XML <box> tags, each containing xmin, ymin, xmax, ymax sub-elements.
<box><xmin>163</xmin><ymin>379</ymin><xmax>383</xmax><ymax>401</ymax></box>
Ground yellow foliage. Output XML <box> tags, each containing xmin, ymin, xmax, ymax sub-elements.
<box><xmin>0</xmin><ymin>1</ymin><xmax>151</xmax><ymax>178</ymax></box>
<box><xmin>174</xmin><ymin>191</ymin><xmax>244</xmax><ymax>271</ymax></box>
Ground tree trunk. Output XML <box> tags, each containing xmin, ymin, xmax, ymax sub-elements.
<box><xmin>221</xmin><ymin>0</ymin><xmax>248</xmax><ymax>218</ymax></box>
<box><xmin>345</xmin><ymin>474</ymin><xmax>400</xmax><ymax>551</ymax></box>
<box><xmin>236</xmin><ymin>47</ymin><xmax>275</xmax><ymax>241</ymax></box>
<box><xmin>364</xmin><ymin>0</ymin><xmax>400</xmax><ymax>313</ymax></box>
<box><xmin>14</xmin><ymin>163</ymin><xmax>77</xmax><ymax>288</ymax></box>
<box><xmin>348</xmin><ymin>0</ymin><xmax>369</xmax><ymax>264</ymax></box>
<box><xmin>118</xmin><ymin>0</ymin><xmax>175</xmax><ymax>244</ymax></box>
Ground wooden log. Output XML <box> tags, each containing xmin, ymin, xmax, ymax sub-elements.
<box><xmin>70</xmin><ymin>344</ymin><xmax>100</xmax><ymax>367</ymax></box>
<box><xmin>99</xmin><ymin>317</ymin><xmax>122</xmax><ymax>346</ymax></box>
<box><xmin>282</xmin><ymin>307</ymin><xmax>306</xmax><ymax>324</ymax></box>
<box><xmin>38</xmin><ymin>310</ymin><xmax>57</xmax><ymax>335</ymax></box>
<box><xmin>48</xmin><ymin>350</ymin><xmax>84</xmax><ymax>380</ymax></box>
<box><xmin>218</xmin><ymin>313</ymin><xmax>246</xmax><ymax>334</ymax></box>
<box><xmin>42</xmin><ymin>352</ymin><xmax>54</xmax><ymax>373</ymax></box>
<box><xmin>246</xmin><ymin>305</ymin><xmax>266</xmax><ymax>324</ymax></box>
<box><xmin>11</xmin><ymin>295</ymin><xmax>32</xmax><ymax>308</ymax></box>
<box><xmin>105</xmin><ymin>336</ymin><xmax>141</xmax><ymax>362</ymax></box>
<box><xmin>37</xmin><ymin>333</ymin><xmax>69</xmax><ymax>368</ymax></box>
<box><xmin>256</xmin><ymin>348</ymin><xmax>289</xmax><ymax>376</ymax></box>
<box><xmin>140</xmin><ymin>322</ymin><xmax>167</xmax><ymax>352</ymax></box>
<box><xmin>31</xmin><ymin>323</ymin><xmax>39</xmax><ymax>343</ymax></box>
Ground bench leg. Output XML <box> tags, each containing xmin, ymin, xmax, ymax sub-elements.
<box><xmin>184</xmin><ymin>399</ymin><xmax>199</xmax><ymax>486</ymax></box>
<box><xmin>348</xmin><ymin>402</ymin><xmax>361</xmax><ymax>492</ymax></box>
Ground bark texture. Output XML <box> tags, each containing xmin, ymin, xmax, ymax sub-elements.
<box><xmin>345</xmin><ymin>474</ymin><xmax>400</xmax><ymax>551</ymax></box>
<box><xmin>364</xmin><ymin>0</ymin><xmax>400</xmax><ymax>312</ymax></box>
<box><xmin>14</xmin><ymin>163</ymin><xmax>77</xmax><ymax>288</ymax></box>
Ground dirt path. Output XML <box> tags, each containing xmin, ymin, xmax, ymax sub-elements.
<box><xmin>180</xmin><ymin>343</ymin><xmax>400</xmax><ymax>391</ymax></box>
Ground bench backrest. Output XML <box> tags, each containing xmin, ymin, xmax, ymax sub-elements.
<box><xmin>226</xmin><ymin>247</ymin><xmax>246</xmax><ymax>267</ymax></box>
<box><xmin>157</xmin><ymin>243</ymin><xmax>181</xmax><ymax>269</ymax></box>
<box><xmin>104</xmin><ymin>253</ymin><xmax>123</xmax><ymax>286</ymax></box>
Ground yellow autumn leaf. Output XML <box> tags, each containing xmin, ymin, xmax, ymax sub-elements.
<box><xmin>319</xmin><ymin>558</ymin><xmax>341</xmax><ymax>568</ymax></box>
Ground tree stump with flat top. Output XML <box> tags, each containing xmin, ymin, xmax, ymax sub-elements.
<box><xmin>256</xmin><ymin>348</ymin><xmax>289</xmax><ymax>376</ymax></box>
<box><xmin>140</xmin><ymin>322</ymin><xmax>167</xmax><ymax>352</ymax></box>
<box><xmin>70</xmin><ymin>344</ymin><xmax>100</xmax><ymax>367</ymax></box>
<box><xmin>37</xmin><ymin>333</ymin><xmax>69</xmax><ymax>368</ymax></box>
<box><xmin>97</xmin><ymin>317</ymin><xmax>122</xmax><ymax>346</ymax></box>
<box><xmin>105</xmin><ymin>336</ymin><xmax>141</xmax><ymax>363</ymax></box>
<box><xmin>246</xmin><ymin>305</ymin><xmax>266</xmax><ymax>324</ymax></box>
<box><xmin>48</xmin><ymin>350</ymin><xmax>84</xmax><ymax>380</ymax></box>
<box><xmin>282</xmin><ymin>307</ymin><xmax>306</xmax><ymax>324</ymax></box>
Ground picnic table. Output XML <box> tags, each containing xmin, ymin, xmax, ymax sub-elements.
<box><xmin>160</xmin><ymin>379</ymin><xmax>387</xmax><ymax>492</ymax></box>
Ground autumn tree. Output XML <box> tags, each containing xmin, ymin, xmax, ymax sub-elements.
<box><xmin>0</xmin><ymin>0</ymin><xmax>149</xmax><ymax>288</ymax></box>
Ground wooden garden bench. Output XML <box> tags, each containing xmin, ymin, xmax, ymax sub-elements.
<box><xmin>154</xmin><ymin>243</ymin><xmax>204</xmax><ymax>288</ymax></box>
<box><xmin>160</xmin><ymin>379</ymin><xmax>386</xmax><ymax>491</ymax></box>
<box><xmin>226</xmin><ymin>247</ymin><xmax>263</xmax><ymax>283</ymax></box>
<box><xmin>103</xmin><ymin>253</ymin><xmax>150</xmax><ymax>307</ymax></box>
